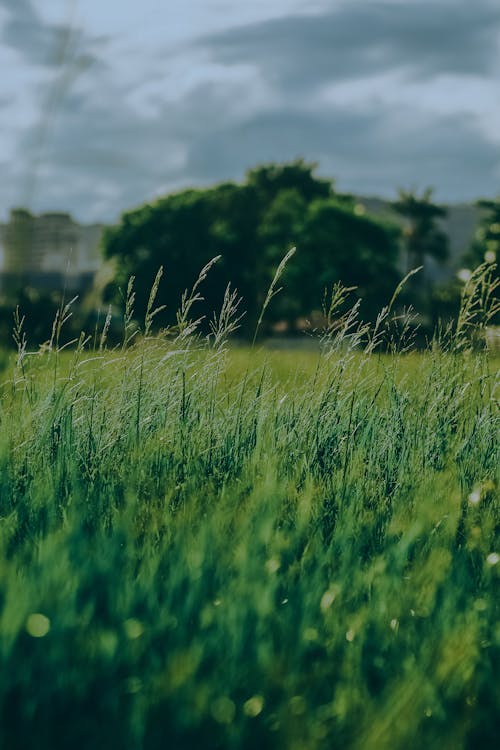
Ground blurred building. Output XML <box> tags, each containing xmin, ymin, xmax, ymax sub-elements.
<box><xmin>0</xmin><ymin>209</ymin><xmax>104</xmax><ymax>297</ymax></box>
<box><xmin>357</xmin><ymin>197</ymin><xmax>481</xmax><ymax>282</ymax></box>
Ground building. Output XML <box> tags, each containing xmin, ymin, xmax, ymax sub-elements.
<box><xmin>0</xmin><ymin>209</ymin><xmax>104</xmax><ymax>297</ymax></box>
<box><xmin>357</xmin><ymin>197</ymin><xmax>481</xmax><ymax>282</ymax></box>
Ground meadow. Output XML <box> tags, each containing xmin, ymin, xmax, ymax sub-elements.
<box><xmin>0</xmin><ymin>270</ymin><xmax>498</xmax><ymax>749</ymax></box>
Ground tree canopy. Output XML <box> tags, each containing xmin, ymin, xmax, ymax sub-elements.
<box><xmin>103</xmin><ymin>161</ymin><xmax>402</xmax><ymax>336</ymax></box>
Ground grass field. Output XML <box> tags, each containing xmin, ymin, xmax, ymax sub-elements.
<box><xmin>0</xmin><ymin>277</ymin><xmax>499</xmax><ymax>749</ymax></box>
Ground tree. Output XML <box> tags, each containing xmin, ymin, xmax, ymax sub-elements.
<box><xmin>291</xmin><ymin>198</ymin><xmax>401</xmax><ymax>324</ymax></box>
<box><xmin>464</xmin><ymin>198</ymin><xmax>500</xmax><ymax>269</ymax></box>
<box><xmin>245</xmin><ymin>159</ymin><xmax>333</xmax><ymax>207</ymax></box>
<box><xmin>392</xmin><ymin>188</ymin><xmax>449</xmax><ymax>271</ymax></box>
<box><xmin>391</xmin><ymin>188</ymin><xmax>449</xmax><ymax>322</ymax></box>
<box><xmin>102</xmin><ymin>161</ymin><xmax>403</xmax><ymax>338</ymax></box>
<box><xmin>459</xmin><ymin>198</ymin><xmax>500</xmax><ymax>325</ymax></box>
<box><xmin>103</xmin><ymin>187</ymin><xmax>233</xmax><ymax>331</ymax></box>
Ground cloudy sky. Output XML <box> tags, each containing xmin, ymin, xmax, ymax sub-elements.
<box><xmin>1</xmin><ymin>0</ymin><xmax>499</xmax><ymax>223</ymax></box>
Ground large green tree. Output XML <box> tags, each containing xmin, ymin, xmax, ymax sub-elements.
<box><xmin>103</xmin><ymin>161</ymin><xmax>402</xmax><ymax>337</ymax></box>
<box><xmin>258</xmin><ymin>194</ymin><xmax>401</xmax><ymax>325</ymax></box>
<box><xmin>298</xmin><ymin>199</ymin><xmax>400</xmax><ymax>324</ymax></box>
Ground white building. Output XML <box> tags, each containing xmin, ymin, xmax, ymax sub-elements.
<box><xmin>0</xmin><ymin>209</ymin><xmax>104</xmax><ymax>295</ymax></box>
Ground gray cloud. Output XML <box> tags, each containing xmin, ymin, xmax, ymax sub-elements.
<box><xmin>7</xmin><ymin>83</ymin><xmax>189</xmax><ymax>220</ymax></box>
<box><xmin>0</xmin><ymin>0</ymin><xmax>31</xmax><ymax>13</ymax></box>
<box><xmin>0</xmin><ymin>94</ymin><xmax>13</xmax><ymax>108</ymax></box>
<box><xmin>8</xmin><ymin>73</ymin><xmax>497</xmax><ymax>221</ymax></box>
<box><xmin>0</xmin><ymin>0</ymin><xmax>104</xmax><ymax>69</ymax></box>
<box><xmin>1</xmin><ymin>0</ymin><xmax>499</xmax><ymax>221</ymax></box>
<box><xmin>199</xmin><ymin>0</ymin><xmax>500</xmax><ymax>89</ymax></box>
<box><xmin>180</xmin><ymin>99</ymin><xmax>500</xmax><ymax>201</ymax></box>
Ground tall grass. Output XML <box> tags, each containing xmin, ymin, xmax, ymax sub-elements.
<box><xmin>0</xmin><ymin>265</ymin><xmax>498</xmax><ymax>749</ymax></box>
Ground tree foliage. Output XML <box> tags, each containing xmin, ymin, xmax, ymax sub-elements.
<box><xmin>460</xmin><ymin>198</ymin><xmax>500</xmax><ymax>324</ymax></box>
<box><xmin>392</xmin><ymin>188</ymin><xmax>449</xmax><ymax>270</ymax></box>
<box><xmin>391</xmin><ymin>188</ymin><xmax>450</xmax><ymax>323</ymax></box>
<box><xmin>103</xmin><ymin>161</ymin><xmax>402</xmax><ymax>336</ymax></box>
<box><xmin>465</xmin><ymin>198</ymin><xmax>500</xmax><ymax>269</ymax></box>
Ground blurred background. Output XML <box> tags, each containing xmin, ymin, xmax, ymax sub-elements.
<box><xmin>0</xmin><ymin>0</ymin><xmax>499</xmax><ymax>344</ymax></box>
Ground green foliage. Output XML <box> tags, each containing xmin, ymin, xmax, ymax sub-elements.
<box><xmin>462</xmin><ymin>199</ymin><xmax>500</xmax><ymax>324</ymax></box>
<box><xmin>292</xmin><ymin>198</ymin><xmax>401</xmax><ymax>322</ymax></box>
<box><xmin>103</xmin><ymin>161</ymin><xmax>401</xmax><ymax>336</ymax></box>
<box><xmin>392</xmin><ymin>189</ymin><xmax>450</xmax><ymax>326</ymax></box>
<box><xmin>0</xmin><ymin>276</ymin><xmax>498</xmax><ymax>749</ymax></box>
<box><xmin>467</xmin><ymin>198</ymin><xmax>500</xmax><ymax>267</ymax></box>
<box><xmin>392</xmin><ymin>188</ymin><xmax>449</xmax><ymax>270</ymax></box>
<box><xmin>0</xmin><ymin>288</ymin><xmax>67</xmax><ymax>346</ymax></box>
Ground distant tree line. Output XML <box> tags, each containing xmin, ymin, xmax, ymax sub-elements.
<box><xmin>102</xmin><ymin>160</ymin><xmax>455</xmax><ymax>338</ymax></box>
<box><xmin>1</xmin><ymin>160</ymin><xmax>498</xmax><ymax>346</ymax></box>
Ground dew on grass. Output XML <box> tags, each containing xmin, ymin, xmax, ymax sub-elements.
<box><xmin>26</xmin><ymin>613</ymin><xmax>50</xmax><ymax>638</ymax></box>
<box><xmin>468</xmin><ymin>489</ymin><xmax>481</xmax><ymax>505</ymax></box>
<box><xmin>265</xmin><ymin>557</ymin><xmax>280</xmax><ymax>574</ymax></box>
<box><xmin>243</xmin><ymin>695</ymin><xmax>264</xmax><ymax>718</ymax></box>
<box><xmin>124</xmin><ymin>618</ymin><xmax>144</xmax><ymax>639</ymax></box>
<box><xmin>320</xmin><ymin>589</ymin><xmax>336</xmax><ymax>612</ymax></box>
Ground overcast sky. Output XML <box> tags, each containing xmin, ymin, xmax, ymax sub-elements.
<box><xmin>1</xmin><ymin>0</ymin><xmax>499</xmax><ymax>223</ymax></box>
